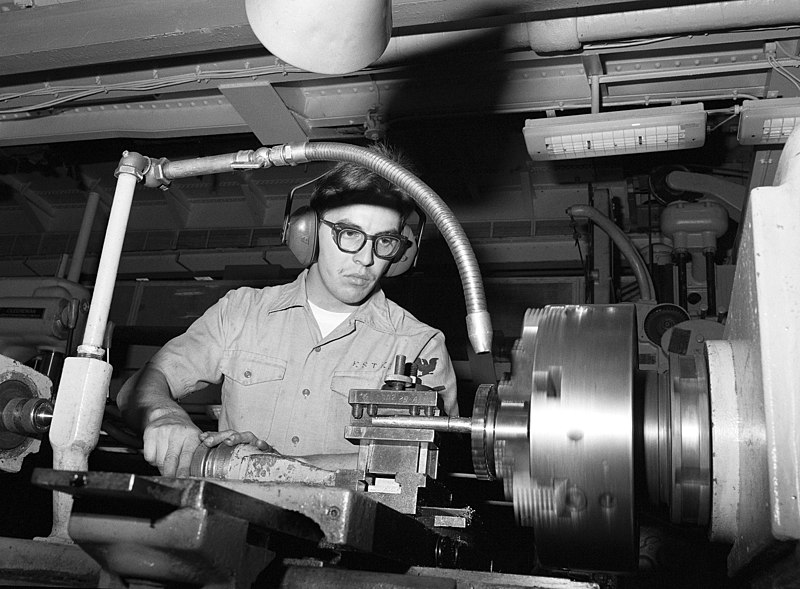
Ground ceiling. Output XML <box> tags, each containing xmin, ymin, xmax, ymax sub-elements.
<box><xmin>0</xmin><ymin>0</ymin><xmax>798</xmax><ymax>279</ymax></box>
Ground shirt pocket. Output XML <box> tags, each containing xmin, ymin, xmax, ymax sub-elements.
<box><xmin>220</xmin><ymin>350</ymin><xmax>286</xmax><ymax>386</ymax></box>
<box><xmin>219</xmin><ymin>350</ymin><xmax>287</xmax><ymax>435</ymax></box>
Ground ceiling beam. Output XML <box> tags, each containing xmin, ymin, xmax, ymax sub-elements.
<box><xmin>0</xmin><ymin>0</ymin><xmax>258</xmax><ymax>78</ymax></box>
<box><xmin>0</xmin><ymin>0</ymin><xmax>716</xmax><ymax>78</ymax></box>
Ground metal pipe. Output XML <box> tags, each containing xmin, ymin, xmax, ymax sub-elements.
<box><xmin>590</xmin><ymin>75</ymin><xmax>601</xmax><ymax>114</ymax></box>
<box><xmin>527</xmin><ymin>0</ymin><xmax>800</xmax><ymax>53</ymax></box>
<box><xmin>79</xmin><ymin>154</ymin><xmax>145</xmax><ymax>356</ymax></box>
<box><xmin>370</xmin><ymin>415</ymin><xmax>472</xmax><ymax>433</ymax></box>
<box><xmin>160</xmin><ymin>151</ymin><xmax>259</xmax><ymax>179</ymax></box>
<box><xmin>566</xmin><ymin>204</ymin><xmax>656</xmax><ymax>302</ymax></box>
<box><xmin>676</xmin><ymin>251</ymin><xmax>689</xmax><ymax>310</ymax></box>
<box><xmin>705</xmin><ymin>250</ymin><xmax>717</xmax><ymax>317</ymax></box>
<box><xmin>67</xmin><ymin>191</ymin><xmax>100</xmax><ymax>283</ymax></box>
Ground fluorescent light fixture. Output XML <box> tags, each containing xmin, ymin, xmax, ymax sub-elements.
<box><xmin>523</xmin><ymin>104</ymin><xmax>706</xmax><ymax>160</ymax></box>
<box><xmin>737</xmin><ymin>97</ymin><xmax>800</xmax><ymax>145</ymax></box>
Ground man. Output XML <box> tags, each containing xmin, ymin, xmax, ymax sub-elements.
<box><xmin>117</xmin><ymin>148</ymin><xmax>458</xmax><ymax>477</ymax></box>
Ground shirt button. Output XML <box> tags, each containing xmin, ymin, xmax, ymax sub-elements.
<box><xmin>302</xmin><ymin>388</ymin><xmax>311</xmax><ymax>397</ymax></box>
<box><xmin>291</xmin><ymin>436</ymin><xmax>300</xmax><ymax>445</ymax></box>
<box><xmin>244</xmin><ymin>370</ymin><xmax>252</xmax><ymax>379</ymax></box>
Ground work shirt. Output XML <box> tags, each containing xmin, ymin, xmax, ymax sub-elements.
<box><xmin>149</xmin><ymin>270</ymin><xmax>458</xmax><ymax>456</ymax></box>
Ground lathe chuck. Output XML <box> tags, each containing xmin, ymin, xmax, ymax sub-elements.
<box><xmin>471</xmin><ymin>305</ymin><xmax>638</xmax><ymax>572</ymax></box>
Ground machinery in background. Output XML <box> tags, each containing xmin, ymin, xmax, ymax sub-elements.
<box><xmin>0</xmin><ymin>279</ymin><xmax>90</xmax><ymax>473</ymax></box>
<box><xmin>2</xmin><ymin>136</ymin><xmax>798</xmax><ymax>588</ymax></box>
<box><xmin>0</xmin><ymin>354</ymin><xmax>53</xmax><ymax>473</ymax></box>
<box><xmin>0</xmin><ymin>193</ymin><xmax>97</xmax><ymax>474</ymax></box>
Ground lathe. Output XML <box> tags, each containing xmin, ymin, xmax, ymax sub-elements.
<box><xmin>0</xmin><ymin>133</ymin><xmax>797</xmax><ymax>589</ymax></box>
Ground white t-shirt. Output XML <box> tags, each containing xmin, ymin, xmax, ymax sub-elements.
<box><xmin>308</xmin><ymin>300</ymin><xmax>353</xmax><ymax>338</ymax></box>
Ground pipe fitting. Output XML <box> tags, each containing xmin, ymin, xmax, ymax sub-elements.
<box><xmin>268</xmin><ymin>143</ymin><xmax>311</xmax><ymax>167</ymax></box>
<box><xmin>114</xmin><ymin>151</ymin><xmax>149</xmax><ymax>181</ymax></box>
<box><xmin>143</xmin><ymin>157</ymin><xmax>171</xmax><ymax>190</ymax></box>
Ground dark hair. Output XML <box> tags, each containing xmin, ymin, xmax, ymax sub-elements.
<box><xmin>310</xmin><ymin>144</ymin><xmax>416</xmax><ymax>224</ymax></box>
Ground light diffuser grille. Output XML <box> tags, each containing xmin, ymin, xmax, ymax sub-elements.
<box><xmin>523</xmin><ymin>104</ymin><xmax>707</xmax><ymax>160</ymax></box>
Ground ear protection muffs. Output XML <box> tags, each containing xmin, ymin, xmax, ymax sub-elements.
<box><xmin>282</xmin><ymin>183</ymin><xmax>423</xmax><ymax>277</ymax></box>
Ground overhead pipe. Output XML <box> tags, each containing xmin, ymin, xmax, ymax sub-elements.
<box><xmin>527</xmin><ymin>0</ymin><xmax>800</xmax><ymax>53</ymax></box>
<box><xmin>67</xmin><ymin>191</ymin><xmax>100</xmax><ymax>283</ymax></box>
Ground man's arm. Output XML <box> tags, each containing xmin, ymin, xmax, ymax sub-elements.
<box><xmin>117</xmin><ymin>364</ymin><xmax>201</xmax><ymax>477</ymax></box>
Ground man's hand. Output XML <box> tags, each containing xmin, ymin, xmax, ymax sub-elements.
<box><xmin>199</xmin><ymin>430</ymin><xmax>274</xmax><ymax>452</ymax></box>
<box><xmin>142</xmin><ymin>409</ymin><xmax>202</xmax><ymax>477</ymax></box>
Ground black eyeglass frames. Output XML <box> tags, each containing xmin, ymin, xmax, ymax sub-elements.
<box><xmin>320</xmin><ymin>219</ymin><xmax>407</xmax><ymax>260</ymax></box>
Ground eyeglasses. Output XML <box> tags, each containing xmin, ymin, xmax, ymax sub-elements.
<box><xmin>320</xmin><ymin>219</ymin><xmax>407</xmax><ymax>260</ymax></box>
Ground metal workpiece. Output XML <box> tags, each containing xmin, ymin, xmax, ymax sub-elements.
<box><xmin>189</xmin><ymin>442</ymin><xmax>338</xmax><ymax>486</ymax></box>
<box><xmin>0</xmin><ymin>355</ymin><xmax>52</xmax><ymax>473</ymax></box>
<box><xmin>369</xmin><ymin>414</ymin><xmax>471</xmax><ymax>433</ymax></box>
<box><xmin>0</xmin><ymin>394</ymin><xmax>52</xmax><ymax>436</ymax></box>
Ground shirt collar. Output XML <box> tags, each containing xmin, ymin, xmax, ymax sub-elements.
<box><xmin>269</xmin><ymin>269</ymin><xmax>310</xmax><ymax>312</ymax></box>
<box><xmin>269</xmin><ymin>269</ymin><xmax>396</xmax><ymax>334</ymax></box>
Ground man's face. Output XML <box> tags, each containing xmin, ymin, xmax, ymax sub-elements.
<box><xmin>307</xmin><ymin>203</ymin><xmax>403</xmax><ymax>311</ymax></box>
